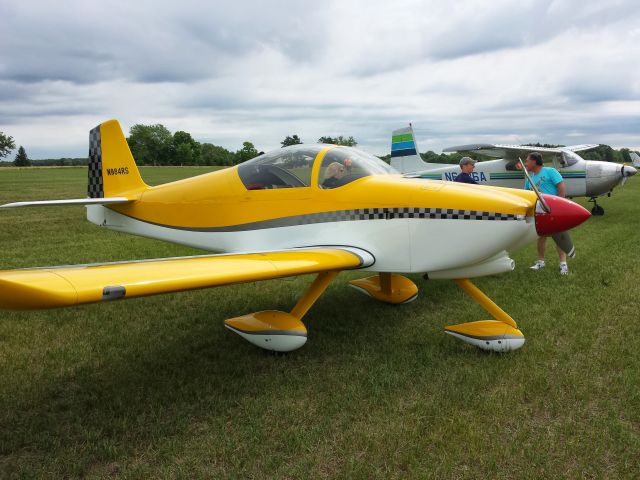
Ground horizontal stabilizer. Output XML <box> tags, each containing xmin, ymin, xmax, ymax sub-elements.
<box><xmin>1</xmin><ymin>197</ymin><xmax>132</xmax><ymax>208</ymax></box>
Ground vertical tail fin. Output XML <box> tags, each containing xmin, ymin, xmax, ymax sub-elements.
<box><xmin>390</xmin><ymin>124</ymin><xmax>432</xmax><ymax>174</ymax></box>
<box><xmin>88</xmin><ymin>119</ymin><xmax>147</xmax><ymax>198</ymax></box>
<box><xmin>631</xmin><ymin>151</ymin><xmax>640</xmax><ymax>168</ymax></box>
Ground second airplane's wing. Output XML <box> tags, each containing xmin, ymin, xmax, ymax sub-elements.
<box><xmin>0</xmin><ymin>247</ymin><xmax>373</xmax><ymax>310</ymax></box>
<box><xmin>565</xmin><ymin>144</ymin><xmax>599</xmax><ymax>153</ymax></box>
<box><xmin>443</xmin><ymin>143</ymin><xmax>567</xmax><ymax>163</ymax></box>
<box><xmin>443</xmin><ymin>143</ymin><xmax>599</xmax><ymax>162</ymax></box>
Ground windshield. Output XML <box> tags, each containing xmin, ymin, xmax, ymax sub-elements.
<box><xmin>237</xmin><ymin>145</ymin><xmax>324</xmax><ymax>190</ymax></box>
<box><xmin>319</xmin><ymin>147</ymin><xmax>396</xmax><ymax>189</ymax></box>
<box><xmin>559</xmin><ymin>150</ymin><xmax>580</xmax><ymax>168</ymax></box>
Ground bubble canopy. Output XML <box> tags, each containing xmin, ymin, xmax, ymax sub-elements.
<box><xmin>237</xmin><ymin>145</ymin><xmax>397</xmax><ymax>190</ymax></box>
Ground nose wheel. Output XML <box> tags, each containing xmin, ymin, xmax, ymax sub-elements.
<box><xmin>588</xmin><ymin>197</ymin><xmax>605</xmax><ymax>216</ymax></box>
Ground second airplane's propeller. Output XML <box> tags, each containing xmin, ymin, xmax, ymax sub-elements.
<box><xmin>518</xmin><ymin>158</ymin><xmax>578</xmax><ymax>258</ymax></box>
<box><xmin>620</xmin><ymin>164</ymin><xmax>637</xmax><ymax>187</ymax></box>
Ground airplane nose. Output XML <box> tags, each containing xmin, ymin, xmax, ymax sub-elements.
<box><xmin>623</xmin><ymin>165</ymin><xmax>637</xmax><ymax>177</ymax></box>
<box><xmin>535</xmin><ymin>195</ymin><xmax>591</xmax><ymax>236</ymax></box>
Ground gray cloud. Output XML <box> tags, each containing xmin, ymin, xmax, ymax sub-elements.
<box><xmin>1</xmin><ymin>0</ymin><xmax>639</xmax><ymax>158</ymax></box>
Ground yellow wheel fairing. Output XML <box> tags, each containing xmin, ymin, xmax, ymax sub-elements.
<box><xmin>349</xmin><ymin>273</ymin><xmax>418</xmax><ymax>304</ymax></box>
<box><xmin>224</xmin><ymin>311</ymin><xmax>307</xmax><ymax>335</ymax></box>
<box><xmin>224</xmin><ymin>311</ymin><xmax>308</xmax><ymax>352</ymax></box>
<box><xmin>444</xmin><ymin>320</ymin><xmax>525</xmax><ymax>353</ymax></box>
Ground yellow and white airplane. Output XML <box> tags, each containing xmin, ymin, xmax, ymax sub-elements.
<box><xmin>0</xmin><ymin>120</ymin><xmax>590</xmax><ymax>353</ymax></box>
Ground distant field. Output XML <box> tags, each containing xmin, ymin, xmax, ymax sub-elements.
<box><xmin>0</xmin><ymin>166</ymin><xmax>639</xmax><ymax>479</ymax></box>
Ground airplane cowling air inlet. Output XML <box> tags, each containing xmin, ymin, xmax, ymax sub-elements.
<box><xmin>0</xmin><ymin>119</ymin><xmax>592</xmax><ymax>355</ymax></box>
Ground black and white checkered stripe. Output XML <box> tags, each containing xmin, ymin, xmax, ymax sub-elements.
<box><xmin>87</xmin><ymin>126</ymin><xmax>104</xmax><ymax>198</ymax></box>
<box><xmin>123</xmin><ymin>206</ymin><xmax>525</xmax><ymax>232</ymax></box>
<box><xmin>297</xmin><ymin>207</ymin><xmax>525</xmax><ymax>222</ymax></box>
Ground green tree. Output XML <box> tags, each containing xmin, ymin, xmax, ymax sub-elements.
<box><xmin>173</xmin><ymin>130</ymin><xmax>201</xmax><ymax>165</ymax></box>
<box><xmin>620</xmin><ymin>148</ymin><xmax>631</xmax><ymax>163</ymax></box>
<box><xmin>235</xmin><ymin>141</ymin><xmax>259</xmax><ymax>163</ymax></box>
<box><xmin>317</xmin><ymin>135</ymin><xmax>358</xmax><ymax>146</ymax></box>
<box><xmin>127</xmin><ymin>124</ymin><xmax>174</xmax><ymax>166</ymax></box>
<box><xmin>0</xmin><ymin>131</ymin><xmax>16</xmax><ymax>159</ymax></box>
<box><xmin>281</xmin><ymin>135</ymin><xmax>302</xmax><ymax>147</ymax></box>
<box><xmin>420</xmin><ymin>151</ymin><xmax>463</xmax><ymax>165</ymax></box>
<box><xmin>200</xmin><ymin>143</ymin><xmax>235</xmax><ymax>166</ymax></box>
<box><xmin>13</xmin><ymin>146</ymin><xmax>30</xmax><ymax>167</ymax></box>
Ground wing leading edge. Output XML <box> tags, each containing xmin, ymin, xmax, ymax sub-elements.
<box><xmin>0</xmin><ymin>248</ymin><xmax>373</xmax><ymax>310</ymax></box>
<box><xmin>443</xmin><ymin>143</ymin><xmax>599</xmax><ymax>160</ymax></box>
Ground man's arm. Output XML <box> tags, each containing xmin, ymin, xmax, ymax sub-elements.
<box><xmin>551</xmin><ymin>168</ymin><xmax>565</xmax><ymax>197</ymax></box>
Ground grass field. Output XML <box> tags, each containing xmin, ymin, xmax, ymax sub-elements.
<box><xmin>0</xmin><ymin>167</ymin><xmax>639</xmax><ymax>479</ymax></box>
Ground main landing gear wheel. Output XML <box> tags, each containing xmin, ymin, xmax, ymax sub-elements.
<box><xmin>588</xmin><ymin>197</ymin><xmax>604</xmax><ymax>216</ymax></box>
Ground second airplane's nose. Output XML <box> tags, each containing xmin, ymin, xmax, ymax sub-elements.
<box><xmin>535</xmin><ymin>195</ymin><xmax>591</xmax><ymax>236</ymax></box>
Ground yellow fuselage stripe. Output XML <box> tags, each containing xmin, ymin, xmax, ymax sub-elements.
<box><xmin>108</xmin><ymin>164</ymin><xmax>538</xmax><ymax>229</ymax></box>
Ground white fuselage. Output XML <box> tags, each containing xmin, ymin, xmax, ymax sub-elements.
<box><xmin>87</xmin><ymin>205</ymin><xmax>538</xmax><ymax>278</ymax></box>
<box><xmin>412</xmin><ymin>158</ymin><xmax>630</xmax><ymax>199</ymax></box>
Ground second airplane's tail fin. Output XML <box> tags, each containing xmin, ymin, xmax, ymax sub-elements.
<box><xmin>390</xmin><ymin>125</ymin><xmax>440</xmax><ymax>173</ymax></box>
<box><xmin>631</xmin><ymin>151</ymin><xmax>640</xmax><ymax>168</ymax></box>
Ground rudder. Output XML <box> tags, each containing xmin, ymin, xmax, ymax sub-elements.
<box><xmin>88</xmin><ymin>120</ymin><xmax>147</xmax><ymax>198</ymax></box>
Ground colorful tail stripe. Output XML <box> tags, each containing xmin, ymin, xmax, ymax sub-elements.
<box><xmin>391</xmin><ymin>129</ymin><xmax>417</xmax><ymax>158</ymax></box>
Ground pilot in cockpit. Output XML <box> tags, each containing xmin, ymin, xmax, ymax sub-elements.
<box><xmin>321</xmin><ymin>162</ymin><xmax>347</xmax><ymax>188</ymax></box>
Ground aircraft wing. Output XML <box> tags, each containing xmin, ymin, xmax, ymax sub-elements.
<box><xmin>0</xmin><ymin>247</ymin><xmax>373</xmax><ymax>310</ymax></box>
<box><xmin>443</xmin><ymin>143</ymin><xmax>599</xmax><ymax>161</ymax></box>
<box><xmin>443</xmin><ymin>143</ymin><xmax>564</xmax><ymax>158</ymax></box>
<box><xmin>565</xmin><ymin>144</ymin><xmax>599</xmax><ymax>153</ymax></box>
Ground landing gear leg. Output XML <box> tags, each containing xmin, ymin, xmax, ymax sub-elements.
<box><xmin>588</xmin><ymin>197</ymin><xmax>605</xmax><ymax>216</ymax></box>
<box><xmin>444</xmin><ymin>278</ymin><xmax>525</xmax><ymax>352</ymax></box>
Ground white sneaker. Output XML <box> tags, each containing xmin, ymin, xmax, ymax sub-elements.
<box><xmin>530</xmin><ymin>260</ymin><xmax>545</xmax><ymax>270</ymax></box>
<box><xmin>559</xmin><ymin>263</ymin><xmax>569</xmax><ymax>275</ymax></box>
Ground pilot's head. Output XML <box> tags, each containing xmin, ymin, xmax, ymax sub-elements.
<box><xmin>326</xmin><ymin>162</ymin><xmax>346</xmax><ymax>179</ymax></box>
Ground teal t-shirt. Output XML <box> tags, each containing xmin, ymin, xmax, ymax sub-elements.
<box><xmin>524</xmin><ymin>167</ymin><xmax>563</xmax><ymax>195</ymax></box>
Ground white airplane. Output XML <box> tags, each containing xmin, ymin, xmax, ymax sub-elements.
<box><xmin>391</xmin><ymin>125</ymin><xmax>637</xmax><ymax>216</ymax></box>
<box><xmin>0</xmin><ymin>119</ymin><xmax>590</xmax><ymax>354</ymax></box>
<box><xmin>631</xmin><ymin>152</ymin><xmax>640</xmax><ymax>169</ymax></box>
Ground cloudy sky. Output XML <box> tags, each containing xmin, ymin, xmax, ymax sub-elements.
<box><xmin>1</xmin><ymin>0</ymin><xmax>639</xmax><ymax>159</ymax></box>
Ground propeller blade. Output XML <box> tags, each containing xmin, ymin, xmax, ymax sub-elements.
<box><xmin>620</xmin><ymin>165</ymin><xmax>636</xmax><ymax>187</ymax></box>
<box><xmin>552</xmin><ymin>231</ymin><xmax>576</xmax><ymax>258</ymax></box>
<box><xmin>518</xmin><ymin>157</ymin><xmax>550</xmax><ymax>213</ymax></box>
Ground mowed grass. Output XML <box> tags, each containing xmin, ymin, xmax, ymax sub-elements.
<box><xmin>0</xmin><ymin>166</ymin><xmax>639</xmax><ymax>479</ymax></box>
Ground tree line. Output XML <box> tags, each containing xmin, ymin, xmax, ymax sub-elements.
<box><xmin>0</xmin><ymin>126</ymin><xmax>636</xmax><ymax>167</ymax></box>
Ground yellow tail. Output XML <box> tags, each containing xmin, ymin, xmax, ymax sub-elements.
<box><xmin>88</xmin><ymin>119</ymin><xmax>148</xmax><ymax>198</ymax></box>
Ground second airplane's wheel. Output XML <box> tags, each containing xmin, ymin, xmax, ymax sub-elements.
<box><xmin>591</xmin><ymin>205</ymin><xmax>605</xmax><ymax>216</ymax></box>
